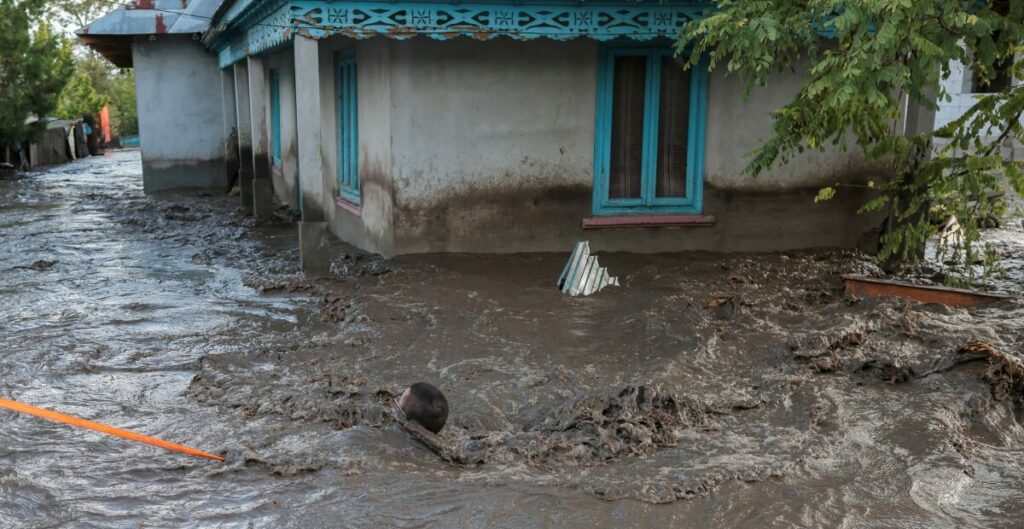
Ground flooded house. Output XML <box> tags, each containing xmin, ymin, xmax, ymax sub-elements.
<box><xmin>79</xmin><ymin>0</ymin><xmax>931</xmax><ymax>272</ymax></box>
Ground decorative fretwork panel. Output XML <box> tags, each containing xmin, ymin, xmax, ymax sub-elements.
<box><xmin>217</xmin><ymin>2</ymin><xmax>293</xmax><ymax>67</ymax></box>
<box><xmin>288</xmin><ymin>1</ymin><xmax>706</xmax><ymax>41</ymax></box>
<box><xmin>215</xmin><ymin>1</ymin><xmax>709</xmax><ymax>67</ymax></box>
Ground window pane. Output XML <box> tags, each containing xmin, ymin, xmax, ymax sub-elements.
<box><xmin>609</xmin><ymin>56</ymin><xmax>646</xmax><ymax>200</ymax></box>
<box><xmin>656</xmin><ymin>57</ymin><xmax>690</xmax><ymax>199</ymax></box>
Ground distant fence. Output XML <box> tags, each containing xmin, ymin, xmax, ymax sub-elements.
<box><xmin>28</xmin><ymin>126</ymin><xmax>73</xmax><ymax>167</ymax></box>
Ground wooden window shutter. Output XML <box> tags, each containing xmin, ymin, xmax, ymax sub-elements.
<box><xmin>608</xmin><ymin>56</ymin><xmax>646</xmax><ymax>200</ymax></box>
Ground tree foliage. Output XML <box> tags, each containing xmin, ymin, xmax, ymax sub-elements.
<box><xmin>678</xmin><ymin>0</ymin><xmax>1023</xmax><ymax>278</ymax></box>
<box><xmin>106</xmin><ymin>70</ymin><xmax>138</xmax><ymax>136</ymax></box>
<box><xmin>48</xmin><ymin>0</ymin><xmax>111</xmax><ymax>31</ymax></box>
<box><xmin>0</xmin><ymin>0</ymin><xmax>75</xmax><ymax>145</ymax></box>
<box><xmin>71</xmin><ymin>49</ymin><xmax>139</xmax><ymax>137</ymax></box>
<box><xmin>56</xmin><ymin>73</ymin><xmax>108</xmax><ymax>120</ymax></box>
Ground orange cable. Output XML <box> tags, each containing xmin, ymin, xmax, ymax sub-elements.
<box><xmin>0</xmin><ymin>397</ymin><xmax>224</xmax><ymax>461</ymax></box>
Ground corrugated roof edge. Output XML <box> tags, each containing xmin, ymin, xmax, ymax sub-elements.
<box><xmin>75</xmin><ymin>0</ymin><xmax>225</xmax><ymax>37</ymax></box>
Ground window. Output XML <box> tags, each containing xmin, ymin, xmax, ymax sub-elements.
<box><xmin>970</xmin><ymin>58</ymin><xmax>1013</xmax><ymax>94</ymax></box>
<box><xmin>593</xmin><ymin>46</ymin><xmax>707</xmax><ymax>215</ymax></box>
<box><xmin>336</xmin><ymin>53</ymin><xmax>359</xmax><ymax>204</ymax></box>
<box><xmin>269</xmin><ymin>69</ymin><xmax>281</xmax><ymax>167</ymax></box>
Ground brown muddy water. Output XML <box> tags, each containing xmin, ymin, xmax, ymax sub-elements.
<box><xmin>1</xmin><ymin>151</ymin><xmax>1023</xmax><ymax>528</ymax></box>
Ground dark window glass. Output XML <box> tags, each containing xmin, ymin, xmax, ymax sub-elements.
<box><xmin>609</xmin><ymin>56</ymin><xmax>646</xmax><ymax>199</ymax></box>
<box><xmin>655</xmin><ymin>57</ymin><xmax>690</xmax><ymax>198</ymax></box>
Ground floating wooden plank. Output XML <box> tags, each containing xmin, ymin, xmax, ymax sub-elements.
<box><xmin>841</xmin><ymin>275</ymin><xmax>1012</xmax><ymax>307</ymax></box>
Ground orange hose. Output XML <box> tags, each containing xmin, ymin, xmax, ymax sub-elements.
<box><xmin>0</xmin><ymin>397</ymin><xmax>224</xmax><ymax>461</ymax></box>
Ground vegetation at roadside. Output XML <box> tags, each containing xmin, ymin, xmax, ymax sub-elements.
<box><xmin>56</xmin><ymin>73</ymin><xmax>108</xmax><ymax>122</ymax></box>
<box><xmin>1</xmin><ymin>0</ymin><xmax>136</xmax><ymax>144</ymax></box>
<box><xmin>679</xmin><ymin>1</ymin><xmax>1023</xmax><ymax>280</ymax></box>
<box><xmin>61</xmin><ymin>51</ymin><xmax>139</xmax><ymax>137</ymax></box>
<box><xmin>50</xmin><ymin>0</ymin><xmax>138</xmax><ymax>137</ymax></box>
<box><xmin>0</xmin><ymin>0</ymin><xmax>75</xmax><ymax>146</ymax></box>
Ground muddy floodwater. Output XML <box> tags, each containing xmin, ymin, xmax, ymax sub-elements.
<box><xmin>1</xmin><ymin>151</ymin><xmax>1023</xmax><ymax>528</ymax></box>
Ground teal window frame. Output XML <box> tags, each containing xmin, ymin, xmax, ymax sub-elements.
<box><xmin>270</xmin><ymin>69</ymin><xmax>282</xmax><ymax>167</ymax></box>
<box><xmin>592</xmin><ymin>45</ymin><xmax>708</xmax><ymax>216</ymax></box>
<box><xmin>336</xmin><ymin>52</ymin><xmax>360</xmax><ymax>205</ymax></box>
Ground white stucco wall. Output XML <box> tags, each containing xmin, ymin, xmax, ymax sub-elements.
<box><xmin>389</xmin><ymin>39</ymin><xmax>598</xmax><ymax>203</ymax></box>
<box><xmin>704</xmin><ymin>60</ymin><xmax>879</xmax><ymax>190</ymax></box>
<box><xmin>264</xmin><ymin>49</ymin><xmax>299</xmax><ymax>209</ymax></box>
<box><xmin>133</xmin><ymin>35</ymin><xmax>228</xmax><ymax>191</ymax></box>
<box><xmin>379</xmin><ymin>38</ymin><xmax>883</xmax><ymax>254</ymax></box>
<box><xmin>295</xmin><ymin>36</ymin><xmax>886</xmax><ymax>255</ymax></box>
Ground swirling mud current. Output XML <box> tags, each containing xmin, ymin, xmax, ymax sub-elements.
<box><xmin>1</xmin><ymin>151</ymin><xmax>1023</xmax><ymax>527</ymax></box>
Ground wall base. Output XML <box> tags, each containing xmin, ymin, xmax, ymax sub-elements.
<box><xmin>141</xmin><ymin>159</ymin><xmax>228</xmax><ymax>193</ymax></box>
<box><xmin>298</xmin><ymin>221</ymin><xmax>331</xmax><ymax>277</ymax></box>
<box><xmin>253</xmin><ymin>178</ymin><xmax>275</xmax><ymax>218</ymax></box>
<box><xmin>238</xmin><ymin>168</ymin><xmax>253</xmax><ymax>215</ymax></box>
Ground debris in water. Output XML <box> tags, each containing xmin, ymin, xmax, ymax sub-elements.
<box><xmin>939</xmin><ymin>216</ymin><xmax>962</xmax><ymax>246</ymax></box>
<box><xmin>957</xmin><ymin>341</ymin><xmax>1024</xmax><ymax>401</ymax></box>
<box><xmin>556</xmin><ymin>241</ymin><xmax>619</xmax><ymax>296</ymax></box>
<box><xmin>11</xmin><ymin>259</ymin><xmax>58</xmax><ymax>271</ymax></box>
<box><xmin>841</xmin><ymin>274</ymin><xmax>1012</xmax><ymax>307</ymax></box>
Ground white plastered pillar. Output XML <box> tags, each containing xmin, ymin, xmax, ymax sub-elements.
<box><xmin>232</xmin><ymin>61</ymin><xmax>253</xmax><ymax>214</ymax></box>
<box><xmin>293</xmin><ymin>35</ymin><xmax>330</xmax><ymax>276</ymax></box>
<box><xmin>248</xmin><ymin>55</ymin><xmax>274</xmax><ymax>218</ymax></box>
<box><xmin>220</xmin><ymin>68</ymin><xmax>239</xmax><ymax>192</ymax></box>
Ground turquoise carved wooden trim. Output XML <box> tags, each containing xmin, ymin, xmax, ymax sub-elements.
<box><xmin>212</xmin><ymin>0</ymin><xmax>711</xmax><ymax>67</ymax></box>
<box><xmin>592</xmin><ymin>44</ymin><xmax>708</xmax><ymax>216</ymax></box>
<box><xmin>289</xmin><ymin>1</ymin><xmax>710</xmax><ymax>41</ymax></box>
<box><xmin>215</xmin><ymin>1</ymin><xmax>293</xmax><ymax>68</ymax></box>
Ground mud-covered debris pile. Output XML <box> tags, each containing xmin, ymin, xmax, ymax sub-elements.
<box><xmin>522</xmin><ymin>386</ymin><xmax>721</xmax><ymax>461</ymax></box>
<box><xmin>404</xmin><ymin>385</ymin><xmax>735</xmax><ymax>467</ymax></box>
<box><xmin>933</xmin><ymin>341</ymin><xmax>1024</xmax><ymax>402</ymax></box>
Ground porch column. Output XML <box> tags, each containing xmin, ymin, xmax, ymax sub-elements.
<box><xmin>233</xmin><ymin>61</ymin><xmax>254</xmax><ymax>215</ymax></box>
<box><xmin>293</xmin><ymin>35</ymin><xmax>330</xmax><ymax>276</ymax></box>
<box><xmin>248</xmin><ymin>55</ymin><xmax>274</xmax><ymax>219</ymax></box>
<box><xmin>220</xmin><ymin>68</ymin><xmax>239</xmax><ymax>193</ymax></box>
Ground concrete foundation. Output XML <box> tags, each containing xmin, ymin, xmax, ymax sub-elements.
<box><xmin>141</xmin><ymin>159</ymin><xmax>230</xmax><ymax>193</ymax></box>
<box><xmin>298</xmin><ymin>221</ymin><xmax>330</xmax><ymax>276</ymax></box>
<box><xmin>253</xmin><ymin>178</ymin><xmax>275</xmax><ymax>218</ymax></box>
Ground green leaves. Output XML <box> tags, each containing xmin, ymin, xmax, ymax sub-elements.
<box><xmin>678</xmin><ymin>0</ymin><xmax>1024</xmax><ymax>281</ymax></box>
<box><xmin>0</xmin><ymin>0</ymin><xmax>75</xmax><ymax>145</ymax></box>
<box><xmin>55</xmin><ymin>73</ymin><xmax>108</xmax><ymax>120</ymax></box>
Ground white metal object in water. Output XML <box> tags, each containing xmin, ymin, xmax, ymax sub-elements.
<box><xmin>556</xmin><ymin>241</ymin><xmax>619</xmax><ymax>296</ymax></box>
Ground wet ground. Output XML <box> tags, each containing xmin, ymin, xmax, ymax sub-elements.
<box><xmin>1</xmin><ymin>151</ymin><xmax>1022</xmax><ymax>528</ymax></box>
